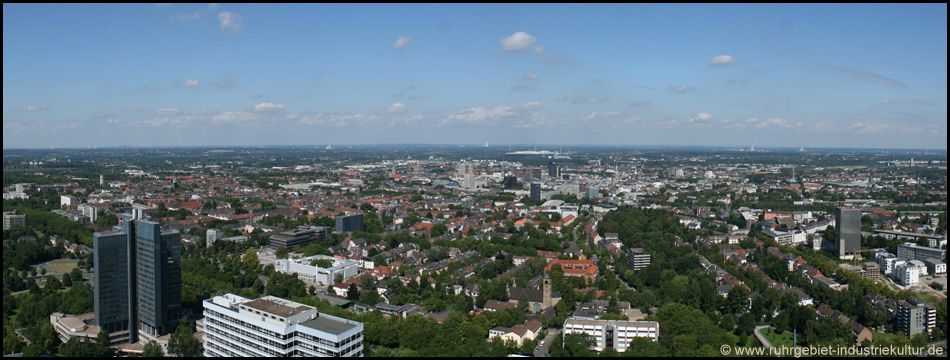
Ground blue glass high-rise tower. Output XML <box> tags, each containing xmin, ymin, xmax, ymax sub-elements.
<box><xmin>94</xmin><ymin>214</ymin><xmax>181</xmax><ymax>344</ymax></box>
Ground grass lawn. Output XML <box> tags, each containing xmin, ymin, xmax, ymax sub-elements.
<box><xmin>43</xmin><ymin>259</ymin><xmax>79</xmax><ymax>273</ymax></box>
<box><xmin>725</xmin><ymin>331</ymin><xmax>761</xmax><ymax>348</ymax></box>
<box><xmin>759</xmin><ymin>327</ymin><xmax>795</xmax><ymax>348</ymax></box>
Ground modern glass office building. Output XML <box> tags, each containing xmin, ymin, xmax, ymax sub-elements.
<box><xmin>93</xmin><ymin>214</ymin><xmax>181</xmax><ymax>343</ymax></box>
<box><xmin>836</xmin><ymin>208</ymin><xmax>862</xmax><ymax>257</ymax></box>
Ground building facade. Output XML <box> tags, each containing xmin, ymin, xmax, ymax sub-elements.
<box><xmin>335</xmin><ymin>214</ymin><xmax>363</xmax><ymax>233</ymax></box>
<box><xmin>897</xmin><ymin>243</ymin><xmax>946</xmax><ymax>264</ymax></box>
<box><xmin>93</xmin><ymin>214</ymin><xmax>182</xmax><ymax>344</ymax></box>
<box><xmin>627</xmin><ymin>248</ymin><xmax>651</xmax><ymax>271</ymax></box>
<box><xmin>502</xmin><ymin>175</ymin><xmax>518</xmax><ymax>189</ymax></box>
<box><xmin>836</xmin><ymin>208</ymin><xmax>862</xmax><ymax>258</ymax></box>
<box><xmin>562</xmin><ymin>318</ymin><xmax>659</xmax><ymax>352</ymax></box>
<box><xmin>202</xmin><ymin>294</ymin><xmax>363</xmax><ymax>357</ymax></box>
<box><xmin>275</xmin><ymin>254</ymin><xmax>359</xmax><ymax>285</ymax></box>
<box><xmin>270</xmin><ymin>226</ymin><xmax>329</xmax><ymax>248</ymax></box>
<box><xmin>896</xmin><ymin>297</ymin><xmax>936</xmax><ymax>338</ymax></box>
<box><xmin>206</xmin><ymin>228</ymin><xmax>223</xmax><ymax>247</ymax></box>
<box><xmin>2</xmin><ymin>211</ymin><xmax>27</xmax><ymax>230</ymax></box>
<box><xmin>530</xmin><ymin>183</ymin><xmax>541</xmax><ymax>201</ymax></box>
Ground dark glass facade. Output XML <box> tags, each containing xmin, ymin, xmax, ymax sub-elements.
<box><xmin>93</xmin><ymin>216</ymin><xmax>181</xmax><ymax>343</ymax></box>
<box><xmin>335</xmin><ymin>213</ymin><xmax>363</xmax><ymax>233</ymax></box>
<box><xmin>836</xmin><ymin>208</ymin><xmax>862</xmax><ymax>257</ymax></box>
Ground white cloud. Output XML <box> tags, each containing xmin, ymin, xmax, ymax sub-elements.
<box><xmin>16</xmin><ymin>104</ymin><xmax>51</xmax><ymax>112</ymax></box>
<box><xmin>212</xmin><ymin>76</ymin><xmax>236</xmax><ymax>88</ymax></box>
<box><xmin>667</xmin><ymin>85</ymin><xmax>695</xmax><ymax>93</ymax></box>
<box><xmin>218</xmin><ymin>11</ymin><xmax>244</xmax><ymax>33</ymax></box>
<box><xmin>708</xmin><ymin>55</ymin><xmax>738</xmax><ymax>66</ymax></box>
<box><xmin>743</xmin><ymin>117</ymin><xmax>797</xmax><ymax>129</ymax></box>
<box><xmin>171</xmin><ymin>4</ymin><xmax>218</xmax><ymax>22</ymax></box>
<box><xmin>694</xmin><ymin>112</ymin><xmax>714</xmax><ymax>121</ymax></box>
<box><xmin>171</xmin><ymin>12</ymin><xmax>202</xmax><ymax>21</ymax></box>
<box><xmin>51</xmin><ymin>122</ymin><xmax>81</xmax><ymax>131</ymax></box>
<box><xmin>583</xmin><ymin>111</ymin><xmax>621</xmax><ymax>121</ymax></box>
<box><xmin>511</xmin><ymin>83</ymin><xmax>528</xmax><ymax>90</ymax></box>
<box><xmin>500</xmin><ymin>31</ymin><xmax>537</xmax><ymax>52</ymax></box>
<box><xmin>880</xmin><ymin>99</ymin><xmax>896</xmax><ymax>105</ymax></box>
<box><xmin>181</xmin><ymin>79</ymin><xmax>199</xmax><ymax>87</ymax></box>
<box><xmin>376</xmin><ymin>103</ymin><xmax>408</xmax><ymax>115</ymax></box>
<box><xmin>442</xmin><ymin>102</ymin><xmax>544</xmax><ymax>127</ymax></box>
<box><xmin>297</xmin><ymin>112</ymin><xmax>366</xmax><ymax>127</ymax></box>
<box><xmin>392</xmin><ymin>35</ymin><xmax>411</xmax><ymax>50</ymax></box>
<box><xmin>523</xmin><ymin>70</ymin><xmax>539</xmax><ymax>80</ymax></box>
<box><xmin>555</xmin><ymin>94</ymin><xmax>568</xmax><ymax>102</ymax></box>
<box><xmin>532</xmin><ymin>45</ymin><xmax>547</xmax><ymax>53</ymax></box>
<box><xmin>572</xmin><ymin>95</ymin><xmax>609</xmax><ymax>104</ymax></box>
<box><xmin>155</xmin><ymin>108</ymin><xmax>181</xmax><ymax>115</ymax></box>
<box><xmin>252</xmin><ymin>102</ymin><xmax>285</xmax><ymax>112</ymax></box>
<box><xmin>515</xmin><ymin>102</ymin><xmax>543</xmax><ymax>111</ymax></box>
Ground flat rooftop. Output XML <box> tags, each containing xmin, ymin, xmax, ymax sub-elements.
<box><xmin>300</xmin><ymin>314</ymin><xmax>359</xmax><ymax>335</ymax></box>
<box><xmin>243</xmin><ymin>298</ymin><xmax>312</xmax><ymax>318</ymax></box>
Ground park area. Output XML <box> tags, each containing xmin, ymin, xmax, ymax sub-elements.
<box><xmin>759</xmin><ymin>327</ymin><xmax>795</xmax><ymax>348</ymax></box>
<box><xmin>41</xmin><ymin>259</ymin><xmax>79</xmax><ymax>273</ymax></box>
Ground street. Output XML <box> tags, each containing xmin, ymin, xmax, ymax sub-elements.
<box><xmin>533</xmin><ymin>328</ymin><xmax>561</xmax><ymax>357</ymax></box>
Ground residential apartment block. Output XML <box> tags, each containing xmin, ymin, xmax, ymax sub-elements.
<box><xmin>896</xmin><ymin>297</ymin><xmax>936</xmax><ymax>338</ymax></box>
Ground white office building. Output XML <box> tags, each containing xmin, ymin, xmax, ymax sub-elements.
<box><xmin>206</xmin><ymin>228</ymin><xmax>223</xmax><ymax>247</ymax></box>
<box><xmin>77</xmin><ymin>204</ymin><xmax>99</xmax><ymax>223</ymax></box>
<box><xmin>275</xmin><ymin>255</ymin><xmax>358</xmax><ymax>285</ymax></box>
<box><xmin>202</xmin><ymin>294</ymin><xmax>363</xmax><ymax>357</ymax></box>
<box><xmin>893</xmin><ymin>262</ymin><xmax>921</xmax><ymax>287</ymax></box>
<box><xmin>562</xmin><ymin>318</ymin><xmax>658</xmax><ymax>353</ymax></box>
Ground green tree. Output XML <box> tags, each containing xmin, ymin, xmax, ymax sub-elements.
<box><xmin>550</xmin><ymin>332</ymin><xmax>596</xmax><ymax>357</ymax></box>
<box><xmin>737</xmin><ymin>312</ymin><xmax>756</xmax><ymax>335</ymax></box>
<box><xmin>96</xmin><ymin>329</ymin><xmax>113</xmax><ymax>357</ymax></box>
<box><xmin>168</xmin><ymin>317</ymin><xmax>200</xmax><ymax>357</ymax></box>
<box><xmin>61</xmin><ymin>272</ymin><xmax>72</xmax><ymax>287</ymax></box>
<box><xmin>3</xmin><ymin>332</ymin><xmax>25</xmax><ymax>355</ymax></box>
<box><xmin>142</xmin><ymin>340</ymin><xmax>164</xmax><ymax>357</ymax></box>
<box><xmin>58</xmin><ymin>338</ymin><xmax>98</xmax><ymax>357</ymax></box>
<box><xmin>519</xmin><ymin>291</ymin><xmax>530</xmax><ymax>313</ymax></box>
<box><xmin>347</xmin><ymin>283</ymin><xmax>360</xmax><ymax>301</ymax></box>
<box><xmin>275</xmin><ymin>246</ymin><xmax>289</xmax><ymax>259</ymax></box>
<box><xmin>242</xmin><ymin>248</ymin><xmax>259</xmax><ymax>267</ymax></box>
<box><xmin>44</xmin><ymin>275</ymin><xmax>62</xmax><ymax>292</ymax></box>
<box><xmin>70</xmin><ymin>267</ymin><xmax>84</xmax><ymax>284</ymax></box>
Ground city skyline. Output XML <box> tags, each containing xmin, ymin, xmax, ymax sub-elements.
<box><xmin>3</xmin><ymin>3</ymin><xmax>947</xmax><ymax>149</ymax></box>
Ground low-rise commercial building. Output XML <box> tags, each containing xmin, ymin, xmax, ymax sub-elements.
<box><xmin>275</xmin><ymin>254</ymin><xmax>358</xmax><ymax>285</ymax></box>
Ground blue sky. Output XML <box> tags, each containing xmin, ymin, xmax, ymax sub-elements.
<box><xmin>3</xmin><ymin>3</ymin><xmax>947</xmax><ymax>149</ymax></box>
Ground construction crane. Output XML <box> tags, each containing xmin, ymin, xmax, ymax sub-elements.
<box><xmin>850</xmin><ymin>248</ymin><xmax>888</xmax><ymax>266</ymax></box>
